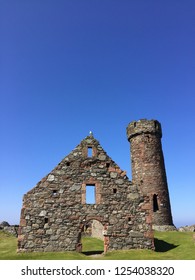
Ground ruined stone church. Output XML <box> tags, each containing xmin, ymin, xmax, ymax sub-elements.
<box><xmin>18</xmin><ymin>119</ymin><xmax>175</xmax><ymax>253</ymax></box>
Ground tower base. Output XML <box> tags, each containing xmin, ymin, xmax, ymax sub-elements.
<box><xmin>152</xmin><ymin>225</ymin><xmax>177</xmax><ymax>231</ymax></box>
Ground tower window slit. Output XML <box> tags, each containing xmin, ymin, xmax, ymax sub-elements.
<box><xmin>153</xmin><ymin>194</ymin><xmax>159</xmax><ymax>212</ymax></box>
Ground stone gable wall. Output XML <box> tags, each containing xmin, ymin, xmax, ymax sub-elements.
<box><xmin>18</xmin><ymin>135</ymin><xmax>154</xmax><ymax>252</ymax></box>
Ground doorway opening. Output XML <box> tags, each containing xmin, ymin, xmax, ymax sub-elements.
<box><xmin>77</xmin><ymin>219</ymin><xmax>108</xmax><ymax>255</ymax></box>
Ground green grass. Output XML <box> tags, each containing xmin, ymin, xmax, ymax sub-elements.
<box><xmin>82</xmin><ymin>236</ymin><xmax>104</xmax><ymax>255</ymax></box>
<box><xmin>0</xmin><ymin>230</ymin><xmax>195</xmax><ymax>260</ymax></box>
<box><xmin>104</xmin><ymin>231</ymin><xmax>195</xmax><ymax>260</ymax></box>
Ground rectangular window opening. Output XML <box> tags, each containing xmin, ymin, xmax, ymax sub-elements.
<box><xmin>86</xmin><ymin>184</ymin><xmax>96</xmax><ymax>204</ymax></box>
<box><xmin>87</xmin><ymin>147</ymin><xmax>93</xmax><ymax>157</ymax></box>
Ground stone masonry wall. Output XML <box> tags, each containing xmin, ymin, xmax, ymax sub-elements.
<box><xmin>18</xmin><ymin>134</ymin><xmax>154</xmax><ymax>252</ymax></box>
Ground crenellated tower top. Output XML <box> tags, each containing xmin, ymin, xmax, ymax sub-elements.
<box><xmin>127</xmin><ymin>119</ymin><xmax>162</xmax><ymax>141</ymax></box>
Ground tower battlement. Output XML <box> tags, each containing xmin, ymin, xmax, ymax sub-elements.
<box><xmin>127</xmin><ymin>119</ymin><xmax>162</xmax><ymax>141</ymax></box>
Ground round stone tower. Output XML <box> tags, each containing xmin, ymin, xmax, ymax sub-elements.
<box><xmin>127</xmin><ymin>119</ymin><xmax>175</xmax><ymax>231</ymax></box>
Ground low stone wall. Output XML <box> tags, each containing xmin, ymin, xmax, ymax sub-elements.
<box><xmin>178</xmin><ymin>225</ymin><xmax>195</xmax><ymax>232</ymax></box>
<box><xmin>0</xmin><ymin>223</ymin><xmax>19</xmax><ymax>237</ymax></box>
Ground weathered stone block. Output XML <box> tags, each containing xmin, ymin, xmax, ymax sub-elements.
<box><xmin>46</xmin><ymin>229</ymin><xmax>53</xmax><ymax>235</ymax></box>
<box><xmin>47</xmin><ymin>174</ymin><xmax>55</xmax><ymax>181</ymax></box>
<box><xmin>39</xmin><ymin>210</ymin><xmax>47</xmax><ymax>216</ymax></box>
<box><xmin>127</xmin><ymin>193</ymin><xmax>139</xmax><ymax>200</ymax></box>
<box><xmin>20</xmin><ymin>219</ymin><xmax>27</xmax><ymax>227</ymax></box>
<box><xmin>70</xmin><ymin>184</ymin><xmax>81</xmax><ymax>191</ymax></box>
<box><xmin>115</xmin><ymin>179</ymin><xmax>124</xmax><ymax>185</ymax></box>
<box><xmin>110</xmin><ymin>172</ymin><xmax>118</xmax><ymax>178</ymax></box>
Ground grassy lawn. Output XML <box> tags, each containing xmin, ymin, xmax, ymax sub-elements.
<box><xmin>0</xmin><ymin>230</ymin><xmax>194</xmax><ymax>260</ymax></box>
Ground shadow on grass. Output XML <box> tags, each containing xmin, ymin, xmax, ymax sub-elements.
<box><xmin>154</xmin><ymin>238</ymin><xmax>178</xmax><ymax>252</ymax></box>
<box><xmin>82</xmin><ymin>250</ymin><xmax>104</xmax><ymax>256</ymax></box>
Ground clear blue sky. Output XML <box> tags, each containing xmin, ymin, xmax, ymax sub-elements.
<box><xmin>1</xmin><ymin>0</ymin><xmax>195</xmax><ymax>228</ymax></box>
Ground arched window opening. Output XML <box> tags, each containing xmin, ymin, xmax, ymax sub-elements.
<box><xmin>153</xmin><ymin>194</ymin><xmax>159</xmax><ymax>212</ymax></box>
